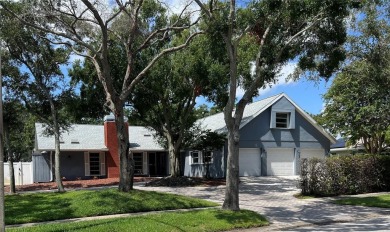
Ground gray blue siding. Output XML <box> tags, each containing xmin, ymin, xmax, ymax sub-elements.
<box><xmin>184</xmin><ymin>96</ymin><xmax>332</xmax><ymax>177</ymax></box>
<box><xmin>183</xmin><ymin>149</ymin><xmax>225</xmax><ymax>178</ymax></box>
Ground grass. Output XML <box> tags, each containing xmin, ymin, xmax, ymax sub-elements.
<box><xmin>5</xmin><ymin>188</ymin><xmax>218</xmax><ymax>225</ymax></box>
<box><xmin>7</xmin><ymin>209</ymin><xmax>268</xmax><ymax>232</ymax></box>
<box><xmin>334</xmin><ymin>194</ymin><xmax>390</xmax><ymax>208</ymax></box>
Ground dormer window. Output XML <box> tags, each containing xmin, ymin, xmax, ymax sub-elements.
<box><xmin>275</xmin><ymin>113</ymin><xmax>290</xmax><ymax>128</ymax></box>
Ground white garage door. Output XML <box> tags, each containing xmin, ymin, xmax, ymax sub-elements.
<box><xmin>239</xmin><ymin>148</ymin><xmax>261</xmax><ymax>176</ymax></box>
<box><xmin>267</xmin><ymin>148</ymin><xmax>294</xmax><ymax>176</ymax></box>
<box><xmin>301</xmin><ymin>149</ymin><xmax>325</xmax><ymax>159</ymax></box>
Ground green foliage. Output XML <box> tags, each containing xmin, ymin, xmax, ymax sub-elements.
<box><xmin>190</xmin><ymin>130</ymin><xmax>226</xmax><ymax>153</ymax></box>
<box><xmin>7</xmin><ymin>209</ymin><xmax>268</xmax><ymax>232</ymax></box>
<box><xmin>0</xmin><ymin>5</ymin><xmax>74</xmax><ymax>134</ymax></box>
<box><xmin>334</xmin><ymin>194</ymin><xmax>390</xmax><ymax>208</ymax></box>
<box><xmin>4</xmin><ymin>189</ymin><xmax>217</xmax><ymax>225</ymax></box>
<box><xmin>300</xmin><ymin>155</ymin><xmax>390</xmax><ymax>196</ymax></box>
<box><xmin>322</xmin><ymin>3</ymin><xmax>390</xmax><ymax>154</ymax></box>
<box><xmin>3</xmin><ymin>99</ymin><xmax>35</xmax><ymax>161</ymax></box>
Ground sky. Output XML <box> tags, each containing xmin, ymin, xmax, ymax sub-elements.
<box><xmin>195</xmin><ymin>65</ymin><xmax>333</xmax><ymax>115</ymax></box>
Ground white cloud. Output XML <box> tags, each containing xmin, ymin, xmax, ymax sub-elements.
<box><xmin>236</xmin><ymin>62</ymin><xmax>297</xmax><ymax>99</ymax></box>
<box><xmin>165</xmin><ymin>0</ymin><xmax>201</xmax><ymax>22</ymax></box>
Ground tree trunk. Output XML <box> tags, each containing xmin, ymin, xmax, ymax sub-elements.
<box><xmin>4</xmin><ymin>129</ymin><xmax>16</xmax><ymax>194</ymax></box>
<box><xmin>166</xmin><ymin>133</ymin><xmax>181</xmax><ymax>177</ymax></box>
<box><xmin>169</xmin><ymin>144</ymin><xmax>181</xmax><ymax>177</ymax></box>
<box><xmin>48</xmin><ymin>98</ymin><xmax>65</xmax><ymax>192</ymax></box>
<box><xmin>222</xmin><ymin>125</ymin><xmax>240</xmax><ymax>211</ymax></box>
<box><xmin>115</xmin><ymin>107</ymin><xmax>134</xmax><ymax>192</ymax></box>
<box><xmin>8</xmin><ymin>154</ymin><xmax>15</xmax><ymax>194</ymax></box>
<box><xmin>54</xmin><ymin>129</ymin><xmax>65</xmax><ymax>192</ymax></box>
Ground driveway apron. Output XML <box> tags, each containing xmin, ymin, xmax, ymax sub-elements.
<box><xmin>136</xmin><ymin>177</ymin><xmax>390</xmax><ymax>229</ymax></box>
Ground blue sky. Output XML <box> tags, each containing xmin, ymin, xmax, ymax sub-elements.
<box><xmin>195</xmin><ymin>62</ymin><xmax>333</xmax><ymax>116</ymax></box>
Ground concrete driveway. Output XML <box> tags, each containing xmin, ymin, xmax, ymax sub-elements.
<box><xmin>136</xmin><ymin>177</ymin><xmax>390</xmax><ymax>230</ymax></box>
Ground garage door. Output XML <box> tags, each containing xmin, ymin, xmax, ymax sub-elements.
<box><xmin>301</xmin><ymin>149</ymin><xmax>325</xmax><ymax>159</ymax></box>
<box><xmin>239</xmin><ymin>148</ymin><xmax>261</xmax><ymax>176</ymax></box>
<box><xmin>267</xmin><ymin>148</ymin><xmax>294</xmax><ymax>176</ymax></box>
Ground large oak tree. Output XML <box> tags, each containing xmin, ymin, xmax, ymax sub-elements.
<box><xmin>0</xmin><ymin>0</ymin><xmax>202</xmax><ymax>191</ymax></box>
<box><xmin>194</xmin><ymin>0</ymin><xmax>357</xmax><ymax>210</ymax></box>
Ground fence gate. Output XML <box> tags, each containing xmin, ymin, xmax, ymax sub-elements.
<box><xmin>32</xmin><ymin>153</ymin><xmax>52</xmax><ymax>183</ymax></box>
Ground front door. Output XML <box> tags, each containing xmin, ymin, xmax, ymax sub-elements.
<box><xmin>148</xmin><ymin>152</ymin><xmax>167</xmax><ymax>176</ymax></box>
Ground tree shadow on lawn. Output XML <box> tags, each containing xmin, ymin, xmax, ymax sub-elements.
<box><xmin>5</xmin><ymin>193</ymin><xmax>73</xmax><ymax>225</ymax></box>
<box><xmin>89</xmin><ymin>189</ymin><xmax>215</xmax><ymax>214</ymax></box>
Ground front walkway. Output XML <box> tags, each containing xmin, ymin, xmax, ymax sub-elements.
<box><xmin>136</xmin><ymin>177</ymin><xmax>390</xmax><ymax>230</ymax></box>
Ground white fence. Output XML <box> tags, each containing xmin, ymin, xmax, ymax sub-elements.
<box><xmin>4</xmin><ymin>162</ymin><xmax>33</xmax><ymax>185</ymax></box>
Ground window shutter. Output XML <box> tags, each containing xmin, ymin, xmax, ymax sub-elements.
<box><xmin>289</xmin><ymin>111</ymin><xmax>295</xmax><ymax>129</ymax></box>
<box><xmin>84</xmin><ymin>152</ymin><xmax>90</xmax><ymax>176</ymax></box>
<box><xmin>100</xmin><ymin>152</ymin><xmax>106</xmax><ymax>176</ymax></box>
<box><xmin>143</xmin><ymin>152</ymin><xmax>148</xmax><ymax>175</ymax></box>
<box><xmin>270</xmin><ymin>111</ymin><xmax>276</xmax><ymax>128</ymax></box>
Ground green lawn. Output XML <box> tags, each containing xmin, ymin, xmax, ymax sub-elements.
<box><xmin>334</xmin><ymin>194</ymin><xmax>390</xmax><ymax>208</ymax></box>
<box><xmin>7</xmin><ymin>209</ymin><xmax>268</xmax><ymax>232</ymax></box>
<box><xmin>5</xmin><ymin>189</ymin><xmax>218</xmax><ymax>225</ymax></box>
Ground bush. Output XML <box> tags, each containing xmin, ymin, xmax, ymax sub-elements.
<box><xmin>300</xmin><ymin>154</ymin><xmax>390</xmax><ymax>196</ymax></box>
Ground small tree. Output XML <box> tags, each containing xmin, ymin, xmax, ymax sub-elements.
<box><xmin>1</xmin><ymin>11</ymin><xmax>73</xmax><ymax>192</ymax></box>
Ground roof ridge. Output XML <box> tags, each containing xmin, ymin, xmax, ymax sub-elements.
<box><xmin>198</xmin><ymin>92</ymin><xmax>284</xmax><ymax>121</ymax></box>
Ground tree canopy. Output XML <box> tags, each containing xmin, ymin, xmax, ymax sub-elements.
<box><xmin>195</xmin><ymin>0</ymin><xmax>358</xmax><ymax>210</ymax></box>
<box><xmin>322</xmin><ymin>3</ymin><xmax>390</xmax><ymax>154</ymax></box>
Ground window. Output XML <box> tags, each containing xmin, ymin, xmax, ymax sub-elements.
<box><xmin>275</xmin><ymin>112</ymin><xmax>290</xmax><ymax>128</ymax></box>
<box><xmin>190</xmin><ymin>151</ymin><xmax>200</xmax><ymax>164</ymax></box>
<box><xmin>190</xmin><ymin>151</ymin><xmax>214</xmax><ymax>164</ymax></box>
<box><xmin>89</xmin><ymin>153</ymin><xmax>100</xmax><ymax>175</ymax></box>
<box><xmin>203</xmin><ymin>151</ymin><xmax>213</xmax><ymax>163</ymax></box>
<box><xmin>133</xmin><ymin>153</ymin><xmax>143</xmax><ymax>174</ymax></box>
<box><xmin>84</xmin><ymin>152</ymin><xmax>106</xmax><ymax>176</ymax></box>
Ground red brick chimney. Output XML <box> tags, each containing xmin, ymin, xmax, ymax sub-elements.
<box><xmin>104</xmin><ymin>114</ymin><xmax>129</xmax><ymax>178</ymax></box>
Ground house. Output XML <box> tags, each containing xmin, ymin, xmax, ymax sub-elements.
<box><xmin>33</xmin><ymin>115</ymin><xmax>169</xmax><ymax>182</ymax></box>
<box><xmin>33</xmin><ymin>93</ymin><xmax>335</xmax><ymax>182</ymax></box>
<box><xmin>329</xmin><ymin>138</ymin><xmax>364</xmax><ymax>155</ymax></box>
<box><xmin>183</xmin><ymin>93</ymin><xmax>336</xmax><ymax>177</ymax></box>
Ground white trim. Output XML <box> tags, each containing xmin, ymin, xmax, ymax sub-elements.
<box><xmin>189</xmin><ymin>151</ymin><xmax>202</xmax><ymax>165</ymax></box>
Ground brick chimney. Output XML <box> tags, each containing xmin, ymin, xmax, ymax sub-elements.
<box><xmin>104</xmin><ymin>114</ymin><xmax>129</xmax><ymax>178</ymax></box>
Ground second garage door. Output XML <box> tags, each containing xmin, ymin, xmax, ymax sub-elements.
<box><xmin>267</xmin><ymin>148</ymin><xmax>295</xmax><ymax>176</ymax></box>
<box><xmin>239</xmin><ymin>148</ymin><xmax>261</xmax><ymax>176</ymax></box>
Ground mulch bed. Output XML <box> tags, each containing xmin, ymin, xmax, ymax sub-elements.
<box><xmin>145</xmin><ymin>176</ymin><xmax>226</xmax><ymax>187</ymax></box>
<box><xmin>4</xmin><ymin>176</ymin><xmax>225</xmax><ymax>193</ymax></box>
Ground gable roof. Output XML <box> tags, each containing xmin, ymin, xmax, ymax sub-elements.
<box><xmin>197</xmin><ymin>93</ymin><xmax>337</xmax><ymax>144</ymax></box>
<box><xmin>35</xmin><ymin>123</ymin><xmax>164</xmax><ymax>151</ymax></box>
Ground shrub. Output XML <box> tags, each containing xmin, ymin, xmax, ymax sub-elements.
<box><xmin>300</xmin><ymin>154</ymin><xmax>390</xmax><ymax>196</ymax></box>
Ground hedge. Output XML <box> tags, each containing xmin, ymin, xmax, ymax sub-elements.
<box><xmin>300</xmin><ymin>154</ymin><xmax>390</xmax><ymax>196</ymax></box>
